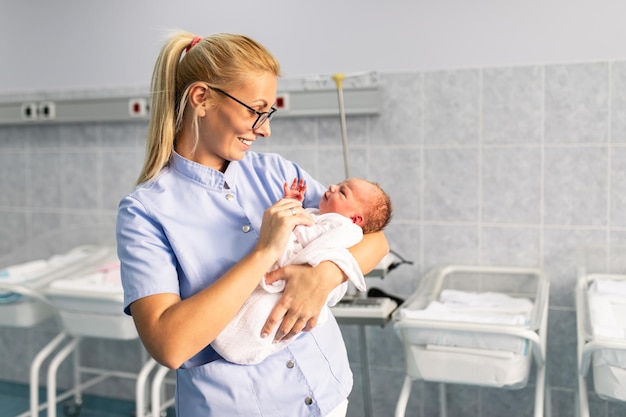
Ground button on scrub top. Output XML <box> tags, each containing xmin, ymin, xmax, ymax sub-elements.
<box><xmin>117</xmin><ymin>151</ymin><xmax>354</xmax><ymax>417</ymax></box>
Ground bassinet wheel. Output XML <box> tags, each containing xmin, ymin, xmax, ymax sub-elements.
<box><xmin>62</xmin><ymin>399</ymin><xmax>82</xmax><ymax>417</ymax></box>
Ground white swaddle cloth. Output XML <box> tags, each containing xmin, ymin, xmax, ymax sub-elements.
<box><xmin>212</xmin><ymin>211</ymin><xmax>365</xmax><ymax>365</ymax></box>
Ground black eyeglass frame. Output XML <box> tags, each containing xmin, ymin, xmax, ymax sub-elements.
<box><xmin>210</xmin><ymin>87</ymin><xmax>277</xmax><ymax>130</ymax></box>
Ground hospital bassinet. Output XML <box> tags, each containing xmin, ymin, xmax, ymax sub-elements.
<box><xmin>0</xmin><ymin>226</ymin><xmax>172</xmax><ymax>417</ymax></box>
<box><xmin>576</xmin><ymin>247</ymin><xmax>626</xmax><ymax>417</ymax></box>
<box><xmin>35</xmin><ymin>245</ymin><xmax>174</xmax><ymax>417</ymax></box>
<box><xmin>392</xmin><ymin>265</ymin><xmax>550</xmax><ymax>417</ymax></box>
<box><xmin>0</xmin><ymin>229</ymin><xmax>117</xmax><ymax>329</ymax></box>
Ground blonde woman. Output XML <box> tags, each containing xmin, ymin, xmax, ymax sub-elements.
<box><xmin>116</xmin><ymin>31</ymin><xmax>388</xmax><ymax>417</ymax></box>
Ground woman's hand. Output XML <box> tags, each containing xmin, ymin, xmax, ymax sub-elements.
<box><xmin>259</xmin><ymin>231</ymin><xmax>389</xmax><ymax>341</ymax></box>
<box><xmin>261</xmin><ymin>262</ymin><xmax>344</xmax><ymax>341</ymax></box>
<box><xmin>255</xmin><ymin>198</ymin><xmax>313</xmax><ymax>261</ymax></box>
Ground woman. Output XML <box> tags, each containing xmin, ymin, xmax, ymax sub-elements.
<box><xmin>116</xmin><ymin>31</ymin><xmax>388</xmax><ymax>417</ymax></box>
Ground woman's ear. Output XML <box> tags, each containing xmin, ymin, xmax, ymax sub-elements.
<box><xmin>188</xmin><ymin>82</ymin><xmax>211</xmax><ymax>117</ymax></box>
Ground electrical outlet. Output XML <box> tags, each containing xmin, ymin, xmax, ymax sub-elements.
<box><xmin>38</xmin><ymin>102</ymin><xmax>56</xmax><ymax>120</ymax></box>
<box><xmin>21</xmin><ymin>102</ymin><xmax>38</xmax><ymax>120</ymax></box>
<box><xmin>128</xmin><ymin>98</ymin><xmax>149</xmax><ymax>117</ymax></box>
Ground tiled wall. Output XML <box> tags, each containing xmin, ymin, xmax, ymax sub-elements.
<box><xmin>2</xmin><ymin>62</ymin><xmax>626</xmax><ymax>416</ymax></box>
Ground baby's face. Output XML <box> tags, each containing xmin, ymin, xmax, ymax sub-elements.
<box><xmin>318</xmin><ymin>178</ymin><xmax>372</xmax><ymax>218</ymax></box>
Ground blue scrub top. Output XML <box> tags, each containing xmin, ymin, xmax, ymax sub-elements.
<box><xmin>116</xmin><ymin>151</ymin><xmax>353</xmax><ymax>416</ymax></box>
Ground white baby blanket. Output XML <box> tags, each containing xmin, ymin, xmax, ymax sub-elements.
<box><xmin>212</xmin><ymin>210</ymin><xmax>365</xmax><ymax>365</ymax></box>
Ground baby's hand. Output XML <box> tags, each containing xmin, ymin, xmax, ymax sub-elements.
<box><xmin>283</xmin><ymin>178</ymin><xmax>307</xmax><ymax>202</ymax></box>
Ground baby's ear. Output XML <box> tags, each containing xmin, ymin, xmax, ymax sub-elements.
<box><xmin>351</xmin><ymin>214</ymin><xmax>364</xmax><ymax>226</ymax></box>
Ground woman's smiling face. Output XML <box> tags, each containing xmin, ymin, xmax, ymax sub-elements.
<box><xmin>181</xmin><ymin>72</ymin><xmax>277</xmax><ymax>171</ymax></box>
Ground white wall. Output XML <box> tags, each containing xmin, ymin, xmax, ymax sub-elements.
<box><xmin>2</xmin><ymin>0</ymin><xmax>626</xmax><ymax>94</ymax></box>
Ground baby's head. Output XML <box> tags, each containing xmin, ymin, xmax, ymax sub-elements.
<box><xmin>318</xmin><ymin>178</ymin><xmax>392</xmax><ymax>234</ymax></box>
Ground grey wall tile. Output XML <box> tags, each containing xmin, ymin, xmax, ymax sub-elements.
<box><xmin>544</xmin><ymin>146</ymin><xmax>608</xmax><ymax>226</ymax></box>
<box><xmin>424</xmin><ymin>69</ymin><xmax>479</xmax><ymax>145</ymax></box>
<box><xmin>277</xmin><ymin>146</ymin><xmax>318</xmax><ymax>180</ymax></box>
<box><xmin>482</xmin><ymin>146</ymin><xmax>542</xmax><ymax>224</ymax></box>
<box><xmin>480</xmin><ymin>226</ymin><xmax>541</xmax><ymax>267</ymax></box>
<box><xmin>265</xmin><ymin>117</ymin><xmax>317</xmax><ymax>147</ymax></box>
<box><xmin>101</xmin><ymin>122</ymin><xmax>148</xmax><ymax>148</ymax></box>
<box><xmin>0</xmin><ymin>151</ymin><xmax>26</xmax><ymax>207</ymax></box>
<box><xmin>370</xmin><ymin>72</ymin><xmax>422</xmax><ymax>146</ymax></box>
<box><xmin>482</xmin><ymin>66</ymin><xmax>543</xmax><ymax>145</ymax></box>
<box><xmin>423</xmin><ymin>224</ymin><xmax>479</xmax><ymax>272</ymax></box>
<box><xmin>545</xmin><ymin>63</ymin><xmax>609</xmax><ymax>144</ymax></box>
<box><xmin>611</xmin><ymin>61</ymin><xmax>626</xmax><ymax>143</ymax></box>
<box><xmin>0</xmin><ymin>212</ymin><xmax>28</xmax><ymax>253</ymax></box>
<box><xmin>101</xmin><ymin>149</ymin><xmax>140</xmax><ymax>211</ymax></box>
<box><xmin>319</xmin><ymin>115</ymin><xmax>368</xmax><ymax>147</ymax></box>
<box><xmin>60</xmin><ymin>124</ymin><xmax>99</xmax><ymax>147</ymax></box>
<box><xmin>30</xmin><ymin>212</ymin><xmax>63</xmax><ymax>239</ymax></box>
<box><xmin>370</xmin><ymin>146</ymin><xmax>420</xmax><ymax>222</ymax></box>
<box><xmin>610</xmin><ymin>146</ymin><xmax>626</xmax><ymax>227</ymax></box>
<box><xmin>424</xmin><ymin>147</ymin><xmax>479</xmax><ymax>222</ymax></box>
<box><xmin>0</xmin><ymin>125</ymin><xmax>28</xmax><ymax>148</ymax></box>
<box><xmin>28</xmin><ymin>151</ymin><xmax>62</xmax><ymax>208</ymax></box>
<box><xmin>318</xmin><ymin>146</ymin><xmax>367</xmax><ymax>185</ymax></box>
<box><xmin>28</xmin><ymin>124</ymin><xmax>62</xmax><ymax>148</ymax></box>
<box><xmin>543</xmin><ymin>228</ymin><xmax>606</xmax><ymax>308</ymax></box>
<box><xmin>62</xmin><ymin>151</ymin><xmax>99</xmax><ymax>209</ymax></box>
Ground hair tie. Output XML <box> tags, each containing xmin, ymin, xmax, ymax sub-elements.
<box><xmin>185</xmin><ymin>36</ymin><xmax>203</xmax><ymax>53</ymax></box>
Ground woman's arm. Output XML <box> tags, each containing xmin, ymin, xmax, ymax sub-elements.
<box><xmin>349</xmin><ymin>230</ymin><xmax>389</xmax><ymax>274</ymax></box>
<box><xmin>262</xmin><ymin>231</ymin><xmax>389</xmax><ymax>340</ymax></box>
<box><xmin>127</xmin><ymin>198</ymin><xmax>313</xmax><ymax>369</ymax></box>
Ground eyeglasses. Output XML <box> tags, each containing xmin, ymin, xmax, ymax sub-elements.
<box><xmin>210</xmin><ymin>87</ymin><xmax>277</xmax><ymax>130</ymax></box>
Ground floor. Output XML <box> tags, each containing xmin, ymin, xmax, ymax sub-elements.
<box><xmin>0</xmin><ymin>380</ymin><xmax>175</xmax><ymax>417</ymax></box>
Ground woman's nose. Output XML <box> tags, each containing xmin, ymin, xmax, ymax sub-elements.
<box><xmin>253</xmin><ymin>120</ymin><xmax>271</xmax><ymax>137</ymax></box>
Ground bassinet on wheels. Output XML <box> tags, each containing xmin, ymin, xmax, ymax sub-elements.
<box><xmin>576</xmin><ymin>272</ymin><xmax>626</xmax><ymax>417</ymax></box>
<box><xmin>392</xmin><ymin>265</ymin><xmax>550</xmax><ymax>417</ymax></box>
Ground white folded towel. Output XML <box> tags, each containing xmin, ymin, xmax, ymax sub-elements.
<box><xmin>592</xmin><ymin>278</ymin><xmax>626</xmax><ymax>298</ymax></box>
<box><xmin>588</xmin><ymin>278</ymin><xmax>626</xmax><ymax>339</ymax></box>
<box><xmin>399</xmin><ymin>290</ymin><xmax>533</xmax><ymax>325</ymax></box>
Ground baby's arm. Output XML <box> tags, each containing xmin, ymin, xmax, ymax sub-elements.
<box><xmin>283</xmin><ymin>178</ymin><xmax>307</xmax><ymax>202</ymax></box>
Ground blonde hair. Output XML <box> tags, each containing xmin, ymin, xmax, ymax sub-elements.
<box><xmin>136</xmin><ymin>31</ymin><xmax>281</xmax><ymax>184</ymax></box>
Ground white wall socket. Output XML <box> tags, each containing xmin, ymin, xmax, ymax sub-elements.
<box><xmin>21</xmin><ymin>102</ymin><xmax>38</xmax><ymax>120</ymax></box>
<box><xmin>38</xmin><ymin>102</ymin><xmax>56</xmax><ymax>120</ymax></box>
